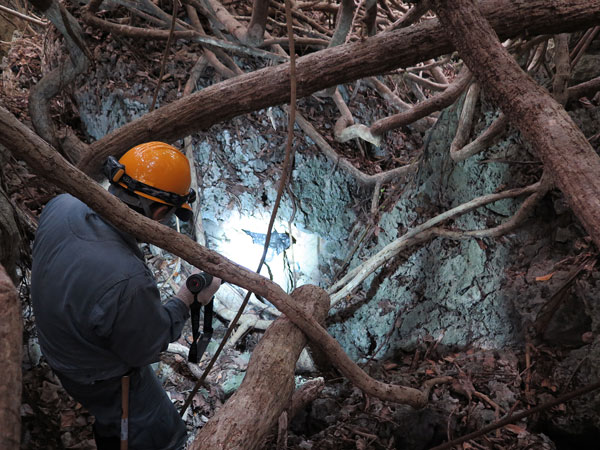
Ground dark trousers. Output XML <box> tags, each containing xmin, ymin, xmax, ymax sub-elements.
<box><xmin>56</xmin><ymin>366</ymin><xmax>187</xmax><ymax>450</ymax></box>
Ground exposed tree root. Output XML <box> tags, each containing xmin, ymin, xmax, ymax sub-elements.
<box><xmin>450</xmin><ymin>113</ymin><xmax>509</xmax><ymax>162</ymax></box>
<box><xmin>293</xmin><ymin>109</ymin><xmax>416</xmax><ymax>186</ymax></box>
<box><xmin>369</xmin><ymin>68</ymin><xmax>473</xmax><ymax>137</ymax></box>
<box><xmin>328</xmin><ymin>180</ymin><xmax>544</xmax><ymax>304</ymax></box>
<box><xmin>450</xmin><ymin>81</ymin><xmax>480</xmax><ymax>156</ymax></box>
<box><xmin>28</xmin><ymin>0</ymin><xmax>89</xmax><ymax>163</ymax></box>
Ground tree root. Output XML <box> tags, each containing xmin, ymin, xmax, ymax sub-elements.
<box><xmin>369</xmin><ymin>67</ymin><xmax>472</xmax><ymax>137</ymax></box>
<box><xmin>292</xmin><ymin>109</ymin><xmax>416</xmax><ymax>186</ymax></box>
<box><xmin>328</xmin><ymin>180</ymin><xmax>544</xmax><ymax>304</ymax></box>
<box><xmin>450</xmin><ymin>113</ymin><xmax>509</xmax><ymax>162</ymax></box>
<box><xmin>404</xmin><ymin>72</ymin><xmax>449</xmax><ymax>91</ymax></box>
<box><xmin>450</xmin><ymin>81</ymin><xmax>480</xmax><ymax>156</ymax></box>
<box><xmin>28</xmin><ymin>0</ymin><xmax>90</xmax><ymax>163</ymax></box>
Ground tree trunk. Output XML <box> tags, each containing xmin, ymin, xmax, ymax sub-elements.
<box><xmin>191</xmin><ymin>285</ymin><xmax>329</xmax><ymax>450</ymax></box>
<box><xmin>76</xmin><ymin>0</ymin><xmax>600</xmax><ymax>175</ymax></box>
<box><xmin>432</xmin><ymin>0</ymin><xmax>600</xmax><ymax>251</ymax></box>
<box><xmin>0</xmin><ymin>264</ymin><xmax>21</xmax><ymax>449</ymax></box>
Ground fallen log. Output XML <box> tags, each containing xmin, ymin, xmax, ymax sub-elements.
<box><xmin>77</xmin><ymin>0</ymin><xmax>600</xmax><ymax>174</ymax></box>
<box><xmin>432</xmin><ymin>0</ymin><xmax>600</xmax><ymax>254</ymax></box>
<box><xmin>191</xmin><ymin>285</ymin><xmax>329</xmax><ymax>450</ymax></box>
<box><xmin>0</xmin><ymin>264</ymin><xmax>21</xmax><ymax>449</ymax></box>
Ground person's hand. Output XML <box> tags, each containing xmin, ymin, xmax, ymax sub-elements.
<box><xmin>195</xmin><ymin>274</ymin><xmax>221</xmax><ymax>305</ymax></box>
<box><xmin>176</xmin><ymin>269</ymin><xmax>222</xmax><ymax>307</ymax></box>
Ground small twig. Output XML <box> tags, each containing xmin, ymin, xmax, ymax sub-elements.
<box><xmin>571</xmin><ymin>26</ymin><xmax>600</xmax><ymax>69</ymax></box>
<box><xmin>430</xmin><ymin>379</ymin><xmax>600</xmax><ymax>450</ymax></box>
<box><xmin>261</xmin><ymin>37</ymin><xmax>329</xmax><ymax>47</ymax></box>
<box><xmin>150</xmin><ymin>0</ymin><xmax>179</xmax><ymax>111</ymax></box>
<box><xmin>0</xmin><ymin>4</ymin><xmax>47</xmax><ymax>26</ymax></box>
<box><xmin>386</xmin><ymin>0</ymin><xmax>431</xmax><ymax>31</ymax></box>
<box><xmin>404</xmin><ymin>56</ymin><xmax>452</xmax><ymax>73</ymax></box>
<box><xmin>473</xmin><ymin>391</ymin><xmax>505</xmax><ymax>414</ymax></box>
<box><xmin>404</xmin><ymin>72</ymin><xmax>449</xmax><ymax>91</ymax></box>
<box><xmin>345</xmin><ymin>0</ymin><xmax>367</xmax><ymax>44</ymax></box>
<box><xmin>269</xmin><ymin>0</ymin><xmax>332</xmax><ymax>36</ymax></box>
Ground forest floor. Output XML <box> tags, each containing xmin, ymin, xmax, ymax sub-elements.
<box><xmin>3</xmin><ymin>4</ymin><xmax>600</xmax><ymax>450</ymax></box>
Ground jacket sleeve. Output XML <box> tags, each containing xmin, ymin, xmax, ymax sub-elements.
<box><xmin>104</xmin><ymin>271</ymin><xmax>190</xmax><ymax>368</ymax></box>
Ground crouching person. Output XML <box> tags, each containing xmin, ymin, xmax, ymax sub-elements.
<box><xmin>31</xmin><ymin>142</ymin><xmax>221</xmax><ymax>449</ymax></box>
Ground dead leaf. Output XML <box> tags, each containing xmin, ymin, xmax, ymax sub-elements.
<box><xmin>505</xmin><ymin>424</ymin><xmax>527</xmax><ymax>435</ymax></box>
<box><xmin>443</xmin><ymin>355</ymin><xmax>456</xmax><ymax>363</ymax></box>
<box><xmin>535</xmin><ymin>272</ymin><xmax>554</xmax><ymax>282</ymax></box>
<box><xmin>60</xmin><ymin>411</ymin><xmax>77</xmax><ymax>429</ymax></box>
<box><xmin>541</xmin><ymin>379</ymin><xmax>557</xmax><ymax>392</ymax></box>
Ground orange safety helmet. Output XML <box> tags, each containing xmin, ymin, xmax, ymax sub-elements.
<box><xmin>104</xmin><ymin>142</ymin><xmax>196</xmax><ymax>221</ymax></box>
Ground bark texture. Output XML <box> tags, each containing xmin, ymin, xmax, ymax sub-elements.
<box><xmin>0</xmin><ymin>264</ymin><xmax>21</xmax><ymax>449</ymax></box>
<box><xmin>432</xmin><ymin>0</ymin><xmax>600</xmax><ymax>251</ymax></box>
<box><xmin>0</xmin><ymin>184</ymin><xmax>20</xmax><ymax>284</ymax></box>
<box><xmin>191</xmin><ymin>285</ymin><xmax>329</xmax><ymax>450</ymax></box>
<box><xmin>28</xmin><ymin>0</ymin><xmax>89</xmax><ymax>163</ymax></box>
<box><xmin>76</xmin><ymin>0</ymin><xmax>600</xmax><ymax>175</ymax></box>
<box><xmin>245</xmin><ymin>0</ymin><xmax>270</xmax><ymax>45</ymax></box>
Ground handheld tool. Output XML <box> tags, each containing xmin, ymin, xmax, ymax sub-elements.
<box><xmin>186</xmin><ymin>272</ymin><xmax>214</xmax><ymax>363</ymax></box>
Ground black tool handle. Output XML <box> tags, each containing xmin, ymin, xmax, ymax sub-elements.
<box><xmin>186</xmin><ymin>272</ymin><xmax>214</xmax><ymax>294</ymax></box>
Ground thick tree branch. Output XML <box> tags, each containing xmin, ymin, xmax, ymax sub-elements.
<box><xmin>191</xmin><ymin>285</ymin><xmax>329</xmax><ymax>450</ymax></box>
<box><xmin>76</xmin><ymin>0</ymin><xmax>600</xmax><ymax>175</ymax></box>
<box><xmin>432</xmin><ymin>0</ymin><xmax>600</xmax><ymax>250</ymax></box>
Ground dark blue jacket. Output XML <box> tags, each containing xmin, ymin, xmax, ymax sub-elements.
<box><xmin>31</xmin><ymin>194</ymin><xmax>189</xmax><ymax>384</ymax></box>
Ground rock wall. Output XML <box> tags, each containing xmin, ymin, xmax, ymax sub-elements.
<box><xmin>75</xmin><ymin>58</ymin><xmax>600</xmax><ymax>371</ymax></box>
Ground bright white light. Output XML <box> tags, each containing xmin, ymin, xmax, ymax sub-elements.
<box><xmin>213</xmin><ymin>210</ymin><xmax>320</xmax><ymax>293</ymax></box>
